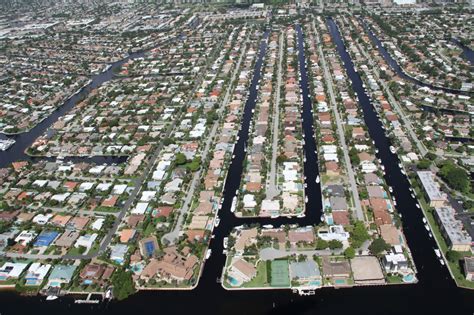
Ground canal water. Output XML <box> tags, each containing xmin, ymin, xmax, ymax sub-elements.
<box><xmin>0</xmin><ymin>24</ymin><xmax>473</xmax><ymax>315</ymax></box>
<box><xmin>0</xmin><ymin>51</ymin><xmax>144</xmax><ymax>168</ymax></box>
<box><xmin>361</xmin><ymin>19</ymin><xmax>473</xmax><ymax>96</ymax></box>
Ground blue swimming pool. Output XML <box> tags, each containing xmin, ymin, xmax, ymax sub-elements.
<box><xmin>403</xmin><ymin>274</ymin><xmax>415</xmax><ymax>283</ymax></box>
<box><xmin>229</xmin><ymin>276</ymin><xmax>239</xmax><ymax>286</ymax></box>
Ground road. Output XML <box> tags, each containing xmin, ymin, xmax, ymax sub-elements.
<box><xmin>353</xmin><ymin>41</ymin><xmax>428</xmax><ymax>157</ymax></box>
<box><xmin>312</xmin><ymin>21</ymin><xmax>365</xmax><ymax>222</ymax></box>
<box><xmin>266</xmin><ymin>31</ymin><xmax>283</xmax><ymax>200</ymax></box>
<box><xmin>63</xmin><ymin>34</ymin><xmax>228</xmax><ymax>260</ymax></box>
<box><xmin>162</xmin><ymin>35</ymin><xmax>250</xmax><ymax>245</ymax></box>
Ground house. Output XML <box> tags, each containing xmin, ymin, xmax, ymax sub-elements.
<box><xmin>464</xmin><ymin>257</ymin><xmax>474</xmax><ymax>281</ymax></box>
<box><xmin>24</xmin><ymin>263</ymin><xmax>51</xmax><ymax>286</ymax></box>
<box><xmin>0</xmin><ymin>262</ymin><xmax>29</xmax><ymax>281</ymax></box>
<box><xmin>14</xmin><ymin>230</ymin><xmax>37</xmax><ymax>246</ymax></box>
<box><xmin>47</xmin><ymin>265</ymin><xmax>77</xmax><ymax>287</ymax></box>
<box><xmin>290</xmin><ymin>260</ymin><xmax>321</xmax><ymax>287</ymax></box>
<box><xmin>229</xmin><ymin>258</ymin><xmax>257</xmax><ymax>284</ymax></box>
<box><xmin>417</xmin><ymin>171</ymin><xmax>447</xmax><ymax>208</ymax></box>
<box><xmin>383</xmin><ymin>249</ymin><xmax>409</xmax><ymax>273</ymax></box>
<box><xmin>55</xmin><ymin>230</ymin><xmax>80</xmax><ymax>247</ymax></box>
<box><xmin>141</xmin><ymin>246</ymin><xmax>198</xmax><ymax>282</ymax></box>
<box><xmin>75</xmin><ymin>233</ymin><xmax>98</xmax><ymax>250</ymax></box>
<box><xmin>322</xmin><ymin>257</ymin><xmax>351</xmax><ymax>283</ymax></box>
<box><xmin>288</xmin><ymin>227</ymin><xmax>315</xmax><ymax>245</ymax></box>
<box><xmin>119</xmin><ymin>229</ymin><xmax>136</xmax><ymax>243</ymax></box>
<box><xmin>110</xmin><ymin>244</ymin><xmax>129</xmax><ymax>265</ymax></box>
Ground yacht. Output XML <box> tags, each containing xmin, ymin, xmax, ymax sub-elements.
<box><xmin>389</xmin><ymin>146</ymin><xmax>396</xmax><ymax>154</ymax></box>
<box><xmin>388</xmin><ymin>186</ymin><xmax>393</xmax><ymax>193</ymax></box>
<box><xmin>305</xmin><ymin>196</ymin><xmax>308</xmax><ymax>203</ymax></box>
<box><xmin>46</xmin><ymin>296</ymin><xmax>58</xmax><ymax>301</ymax></box>
<box><xmin>422</xmin><ymin>218</ymin><xmax>427</xmax><ymax>224</ymax></box>
<box><xmin>411</xmin><ymin>193</ymin><xmax>415</xmax><ymax>199</ymax></box>
<box><xmin>230</xmin><ymin>196</ymin><xmax>237</xmax><ymax>213</ymax></box>
<box><xmin>315</xmin><ymin>175</ymin><xmax>320</xmax><ymax>184</ymax></box>
<box><xmin>434</xmin><ymin>249</ymin><xmax>441</xmax><ymax>258</ymax></box>
<box><xmin>205</xmin><ymin>249</ymin><xmax>212</xmax><ymax>260</ymax></box>
<box><xmin>263</xmin><ymin>224</ymin><xmax>274</xmax><ymax>229</ymax></box>
<box><xmin>439</xmin><ymin>258</ymin><xmax>445</xmax><ymax>266</ymax></box>
<box><xmin>424</xmin><ymin>224</ymin><xmax>431</xmax><ymax>231</ymax></box>
<box><xmin>429</xmin><ymin>232</ymin><xmax>433</xmax><ymax>238</ymax></box>
<box><xmin>0</xmin><ymin>139</ymin><xmax>15</xmax><ymax>151</ymax></box>
<box><xmin>214</xmin><ymin>217</ymin><xmax>220</xmax><ymax>227</ymax></box>
<box><xmin>416</xmin><ymin>203</ymin><xmax>420</xmax><ymax>209</ymax></box>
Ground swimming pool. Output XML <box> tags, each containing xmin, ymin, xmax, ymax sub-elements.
<box><xmin>229</xmin><ymin>276</ymin><xmax>239</xmax><ymax>286</ymax></box>
<box><xmin>334</xmin><ymin>279</ymin><xmax>346</xmax><ymax>285</ymax></box>
<box><xmin>403</xmin><ymin>274</ymin><xmax>415</xmax><ymax>283</ymax></box>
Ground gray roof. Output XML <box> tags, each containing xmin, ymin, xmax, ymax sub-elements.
<box><xmin>290</xmin><ymin>260</ymin><xmax>320</xmax><ymax>279</ymax></box>
<box><xmin>417</xmin><ymin>171</ymin><xmax>446</xmax><ymax>202</ymax></box>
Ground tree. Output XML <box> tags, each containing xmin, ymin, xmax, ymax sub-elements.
<box><xmin>344</xmin><ymin>247</ymin><xmax>355</xmax><ymax>260</ymax></box>
<box><xmin>417</xmin><ymin>159</ymin><xmax>431</xmax><ymax>170</ymax></box>
<box><xmin>175</xmin><ymin>153</ymin><xmax>187</xmax><ymax>165</ymax></box>
<box><xmin>369</xmin><ymin>238</ymin><xmax>390</xmax><ymax>256</ymax></box>
<box><xmin>446</xmin><ymin>250</ymin><xmax>461</xmax><ymax>263</ymax></box>
<box><xmin>328</xmin><ymin>240</ymin><xmax>343</xmax><ymax>250</ymax></box>
<box><xmin>439</xmin><ymin>161</ymin><xmax>470</xmax><ymax>193</ymax></box>
<box><xmin>350</xmin><ymin>221</ymin><xmax>369</xmax><ymax>249</ymax></box>
<box><xmin>112</xmin><ymin>269</ymin><xmax>136</xmax><ymax>301</ymax></box>
<box><xmin>315</xmin><ymin>239</ymin><xmax>328</xmax><ymax>250</ymax></box>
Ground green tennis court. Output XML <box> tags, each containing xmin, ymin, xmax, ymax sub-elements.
<box><xmin>270</xmin><ymin>260</ymin><xmax>290</xmax><ymax>287</ymax></box>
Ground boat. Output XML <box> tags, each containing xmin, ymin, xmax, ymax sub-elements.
<box><xmin>214</xmin><ymin>217</ymin><xmax>220</xmax><ymax>227</ymax></box>
<box><xmin>46</xmin><ymin>296</ymin><xmax>58</xmax><ymax>301</ymax></box>
<box><xmin>429</xmin><ymin>232</ymin><xmax>433</xmax><ymax>238</ymax></box>
<box><xmin>304</xmin><ymin>183</ymin><xmax>307</xmax><ymax>188</ymax></box>
<box><xmin>305</xmin><ymin>196</ymin><xmax>308</xmax><ymax>203</ymax></box>
<box><xmin>422</xmin><ymin>218</ymin><xmax>427</xmax><ymax>224</ymax></box>
<box><xmin>416</xmin><ymin>204</ymin><xmax>420</xmax><ymax>209</ymax></box>
<box><xmin>411</xmin><ymin>193</ymin><xmax>415</xmax><ymax>199</ymax></box>
<box><xmin>320</xmin><ymin>214</ymin><xmax>325</xmax><ymax>222</ymax></box>
<box><xmin>388</xmin><ymin>186</ymin><xmax>393</xmax><ymax>193</ymax></box>
<box><xmin>105</xmin><ymin>288</ymin><xmax>112</xmax><ymax>300</ymax></box>
<box><xmin>315</xmin><ymin>175</ymin><xmax>320</xmax><ymax>184</ymax></box>
<box><xmin>389</xmin><ymin>146</ymin><xmax>396</xmax><ymax>154</ymax></box>
<box><xmin>434</xmin><ymin>249</ymin><xmax>441</xmax><ymax>258</ymax></box>
<box><xmin>205</xmin><ymin>249</ymin><xmax>212</xmax><ymax>260</ymax></box>
<box><xmin>223</xmin><ymin>237</ymin><xmax>228</xmax><ymax>249</ymax></box>
<box><xmin>439</xmin><ymin>258</ymin><xmax>445</xmax><ymax>266</ymax></box>
<box><xmin>262</xmin><ymin>224</ymin><xmax>274</xmax><ymax>229</ymax></box>
<box><xmin>230</xmin><ymin>196</ymin><xmax>237</xmax><ymax>213</ymax></box>
<box><xmin>424</xmin><ymin>224</ymin><xmax>430</xmax><ymax>231</ymax></box>
<box><xmin>0</xmin><ymin>139</ymin><xmax>15</xmax><ymax>151</ymax></box>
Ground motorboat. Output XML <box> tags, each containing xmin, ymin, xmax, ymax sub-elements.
<box><xmin>205</xmin><ymin>249</ymin><xmax>212</xmax><ymax>260</ymax></box>
<box><xmin>214</xmin><ymin>217</ymin><xmax>220</xmax><ymax>227</ymax></box>
<box><xmin>46</xmin><ymin>296</ymin><xmax>58</xmax><ymax>301</ymax></box>
<box><xmin>305</xmin><ymin>196</ymin><xmax>308</xmax><ymax>203</ymax></box>
<box><xmin>439</xmin><ymin>258</ymin><xmax>445</xmax><ymax>266</ymax></box>
<box><xmin>388</xmin><ymin>186</ymin><xmax>393</xmax><ymax>193</ymax></box>
<box><xmin>434</xmin><ymin>249</ymin><xmax>441</xmax><ymax>258</ymax></box>
<box><xmin>416</xmin><ymin>203</ymin><xmax>420</xmax><ymax>209</ymax></box>
<box><xmin>230</xmin><ymin>196</ymin><xmax>237</xmax><ymax>213</ymax></box>
<box><xmin>422</xmin><ymin>218</ymin><xmax>427</xmax><ymax>224</ymax></box>
<box><xmin>263</xmin><ymin>224</ymin><xmax>274</xmax><ymax>229</ymax></box>
<box><xmin>389</xmin><ymin>146</ymin><xmax>396</xmax><ymax>154</ymax></box>
<box><xmin>223</xmin><ymin>237</ymin><xmax>229</xmax><ymax>249</ymax></box>
<box><xmin>315</xmin><ymin>175</ymin><xmax>320</xmax><ymax>184</ymax></box>
<box><xmin>411</xmin><ymin>193</ymin><xmax>415</xmax><ymax>199</ymax></box>
<box><xmin>424</xmin><ymin>224</ymin><xmax>431</xmax><ymax>231</ymax></box>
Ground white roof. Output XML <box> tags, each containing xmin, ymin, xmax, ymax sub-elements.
<box><xmin>112</xmin><ymin>184</ymin><xmax>127</xmax><ymax>195</ymax></box>
<box><xmin>132</xmin><ymin>202</ymin><xmax>149</xmax><ymax>215</ymax></box>
<box><xmin>27</xmin><ymin>263</ymin><xmax>51</xmax><ymax>279</ymax></box>
<box><xmin>91</xmin><ymin>218</ymin><xmax>105</xmax><ymax>230</ymax></box>
<box><xmin>0</xmin><ymin>262</ymin><xmax>28</xmax><ymax>278</ymax></box>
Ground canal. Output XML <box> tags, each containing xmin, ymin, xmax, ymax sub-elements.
<box><xmin>0</xmin><ymin>22</ymin><xmax>473</xmax><ymax>315</ymax></box>
<box><xmin>361</xmin><ymin>19</ymin><xmax>473</xmax><ymax>96</ymax></box>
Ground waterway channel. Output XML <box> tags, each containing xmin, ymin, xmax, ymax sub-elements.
<box><xmin>361</xmin><ymin>19</ymin><xmax>473</xmax><ymax>96</ymax></box>
<box><xmin>0</xmin><ymin>21</ymin><xmax>473</xmax><ymax>315</ymax></box>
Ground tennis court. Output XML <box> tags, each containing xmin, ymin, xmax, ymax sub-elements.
<box><xmin>34</xmin><ymin>231</ymin><xmax>59</xmax><ymax>247</ymax></box>
<box><xmin>270</xmin><ymin>260</ymin><xmax>290</xmax><ymax>287</ymax></box>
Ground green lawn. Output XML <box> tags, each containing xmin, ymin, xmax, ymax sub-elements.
<box><xmin>242</xmin><ymin>261</ymin><xmax>268</xmax><ymax>288</ymax></box>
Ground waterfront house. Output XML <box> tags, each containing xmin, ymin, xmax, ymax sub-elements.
<box><xmin>47</xmin><ymin>264</ymin><xmax>77</xmax><ymax>287</ymax></box>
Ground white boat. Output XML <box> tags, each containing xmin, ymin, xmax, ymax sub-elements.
<box><xmin>422</xmin><ymin>218</ymin><xmax>427</xmax><ymax>224</ymax></box>
<box><xmin>401</xmin><ymin>169</ymin><xmax>406</xmax><ymax>175</ymax></box>
<box><xmin>230</xmin><ymin>196</ymin><xmax>237</xmax><ymax>213</ymax></box>
<box><xmin>424</xmin><ymin>224</ymin><xmax>430</xmax><ymax>231</ymax></box>
<box><xmin>381</xmin><ymin>165</ymin><xmax>385</xmax><ymax>171</ymax></box>
<box><xmin>232</xmin><ymin>154</ymin><xmax>235</xmax><ymax>159</ymax></box>
<box><xmin>429</xmin><ymin>232</ymin><xmax>433</xmax><ymax>238</ymax></box>
<box><xmin>439</xmin><ymin>258</ymin><xmax>445</xmax><ymax>266</ymax></box>
<box><xmin>320</xmin><ymin>214</ymin><xmax>325</xmax><ymax>222</ymax></box>
<box><xmin>411</xmin><ymin>193</ymin><xmax>415</xmax><ymax>199</ymax></box>
<box><xmin>263</xmin><ymin>224</ymin><xmax>274</xmax><ymax>229</ymax></box>
<box><xmin>434</xmin><ymin>249</ymin><xmax>441</xmax><ymax>258</ymax></box>
<box><xmin>105</xmin><ymin>288</ymin><xmax>112</xmax><ymax>299</ymax></box>
<box><xmin>205</xmin><ymin>249</ymin><xmax>212</xmax><ymax>260</ymax></box>
<box><xmin>46</xmin><ymin>296</ymin><xmax>58</xmax><ymax>301</ymax></box>
<box><xmin>388</xmin><ymin>186</ymin><xmax>393</xmax><ymax>193</ymax></box>
<box><xmin>315</xmin><ymin>175</ymin><xmax>320</xmax><ymax>184</ymax></box>
<box><xmin>223</xmin><ymin>237</ymin><xmax>229</xmax><ymax>249</ymax></box>
<box><xmin>305</xmin><ymin>196</ymin><xmax>308</xmax><ymax>203</ymax></box>
<box><xmin>416</xmin><ymin>204</ymin><xmax>420</xmax><ymax>209</ymax></box>
<box><xmin>0</xmin><ymin>139</ymin><xmax>15</xmax><ymax>151</ymax></box>
<box><xmin>304</xmin><ymin>183</ymin><xmax>307</xmax><ymax>188</ymax></box>
<box><xmin>389</xmin><ymin>146</ymin><xmax>396</xmax><ymax>154</ymax></box>
<box><xmin>214</xmin><ymin>217</ymin><xmax>220</xmax><ymax>227</ymax></box>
